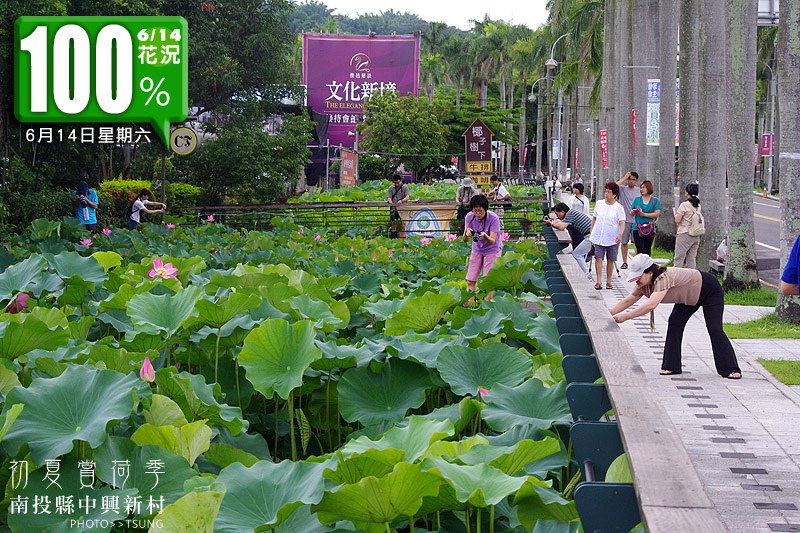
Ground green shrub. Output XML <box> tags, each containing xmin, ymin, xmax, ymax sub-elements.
<box><xmin>97</xmin><ymin>179</ymin><xmax>202</xmax><ymax>228</ymax></box>
<box><xmin>6</xmin><ymin>188</ymin><xmax>74</xmax><ymax>232</ymax></box>
<box><xmin>166</xmin><ymin>182</ymin><xmax>203</xmax><ymax>208</ymax></box>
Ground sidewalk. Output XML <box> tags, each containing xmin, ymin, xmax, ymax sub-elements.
<box><xmin>596</xmin><ymin>274</ymin><xmax>800</xmax><ymax>533</ymax></box>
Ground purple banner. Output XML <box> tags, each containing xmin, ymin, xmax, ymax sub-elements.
<box><xmin>303</xmin><ymin>34</ymin><xmax>420</xmax><ymax>148</ymax></box>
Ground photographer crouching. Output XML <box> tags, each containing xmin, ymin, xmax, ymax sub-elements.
<box><xmin>543</xmin><ymin>202</ymin><xmax>593</xmax><ymax>281</ymax></box>
<box><xmin>462</xmin><ymin>195</ymin><xmax>503</xmax><ymax>306</ymax></box>
<box><xmin>71</xmin><ymin>175</ymin><xmax>99</xmax><ymax>232</ymax></box>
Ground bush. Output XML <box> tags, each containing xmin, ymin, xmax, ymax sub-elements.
<box><xmin>97</xmin><ymin>179</ymin><xmax>202</xmax><ymax>228</ymax></box>
<box><xmin>6</xmin><ymin>188</ymin><xmax>74</xmax><ymax>232</ymax></box>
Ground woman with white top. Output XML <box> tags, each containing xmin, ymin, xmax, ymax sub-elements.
<box><xmin>589</xmin><ymin>182</ymin><xmax>627</xmax><ymax>290</ymax></box>
<box><xmin>674</xmin><ymin>183</ymin><xmax>701</xmax><ymax>268</ymax></box>
<box><xmin>567</xmin><ymin>183</ymin><xmax>590</xmax><ymax>216</ymax></box>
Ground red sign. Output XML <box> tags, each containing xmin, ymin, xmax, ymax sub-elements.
<box><xmin>340</xmin><ymin>149</ymin><xmax>357</xmax><ymax>187</ymax></box>
<box><xmin>755</xmin><ymin>143</ymin><xmax>759</xmax><ymax>167</ymax></box>
<box><xmin>574</xmin><ymin>147</ymin><xmax>579</xmax><ymax>170</ymax></box>
<box><xmin>761</xmin><ymin>133</ymin><xmax>774</xmax><ymax>157</ymax></box>
<box><xmin>599</xmin><ymin>129</ymin><xmax>608</xmax><ymax>170</ymax></box>
<box><xmin>631</xmin><ymin>109</ymin><xmax>637</xmax><ymax>151</ymax></box>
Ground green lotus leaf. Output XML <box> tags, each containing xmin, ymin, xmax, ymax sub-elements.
<box><xmin>2</xmin><ymin>365</ymin><xmax>137</xmax><ymax>464</ymax></box>
<box><xmin>28</xmin><ymin>271</ymin><xmax>65</xmax><ymax>298</ymax></box>
<box><xmin>423</xmin><ymin>397</ymin><xmax>485</xmax><ymax>434</ymax></box>
<box><xmin>290</xmin><ymin>294</ymin><xmax>343</xmax><ymax>331</ymax></box>
<box><xmin>204</xmin><ymin>442</ymin><xmax>260</xmax><ymax>469</ymax></box>
<box><xmin>383</xmin><ymin>335</ymin><xmax>462</xmax><ymax>368</ymax></box>
<box><xmin>456</xmin><ymin>309</ymin><xmax>508</xmax><ymax>338</ymax></box>
<box><xmin>0</xmin><ymin>366</ymin><xmax>21</xmax><ymax>399</ymax></box>
<box><xmin>486</xmin><ymin>294</ymin><xmax>537</xmax><ymax>331</ymax></box>
<box><xmin>342</xmin><ymin>416</ymin><xmax>455</xmax><ymax>463</ymax></box>
<box><xmin>272</xmin><ymin>505</ymin><xmax>332</xmax><ymax>533</ymax></box>
<box><xmin>324</xmin><ymin>448</ymin><xmax>406</xmax><ymax>485</ymax></box>
<box><xmin>46</xmin><ymin>251</ymin><xmax>107</xmax><ymax>284</ymax></box>
<box><xmin>150</xmin><ymin>490</ymin><xmax>225</xmax><ymax>533</ymax></box>
<box><xmin>145</xmin><ymin>394</ymin><xmax>189</xmax><ymax>427</ymax></box>
<box><xmin>477</xmin><ymin>252</ymin><xmax>535</xmax><ymax>291</ymax></box>
<box><xmin>338</xmin><ymin>359</ymin><xmax>430</xmax><ymax>425</ymax></box>
<box><xmin>238</xmin><ymin>318</ymin><xmax>321</xmax><ymax>400</ymax></box>
<box><xmin>526</xmin><ymin>313</ymin><xmax>562</xmax><ymax>355</ymax></box>
<box><xmin>458</xmin><ymin>438</ymin><xmax>562</xmax><ymax>476</ymax></box>
<box><xmin>312</xmin><ymin>462</ymin><xmax>441</xmax><ymax>526</ymax></box>
<box><xmin>361</xmin><ymin>299</ymin><xmax>404</xmax><ymax>321</ymax></box>
<box><xmin>195</xmin><ymin>292</ymin><xmax>261</xmax><ymax>329</ymax></box>
<box><xmin>99</xmin><ymin>281</ymin><xmax>158</xmax><ymax>312</ymax></box>
<box><xmin>513</xmin><ymin>478</ymin><xmax>579</xmax><ymax>527</ymax></box>
<box><xmin>482</xmin><ymin>380</ymin><xmax>571</xmax><ymax>432</ymax></box>
<box><xmin>384</xmin><ymin>291</ymin><xmax>458</xmax><ymax>335</ymax></box>
<box><xmin>154</xmin><ymin>370</ymin><xmax>248</xmax><ymax>434</ymax></box>
<box><xmin>131</xmin><ymin>420</ymin><xmax>212</xmax><ymax>465</ymax></box>
<box><xmin>425</xmin><ymin>435</ymin><xmax>489</xmax><ymax>460</ymax></box>
<box><xmin>76</xmin><ymin>344</ymin><xmax>148</xmax><ymax>374</ymax></box>
<box><xmin>127</xmin><ymin>286</ymin><xmax>201</xmax><ymax>337</ymax></box>
<box><xmin>8</xmin><ymin>456</ymin><xmax>136</xmax><ymax>532</ymax></box>
<box><xmin>312</xmin><ymin>340</ymin><xmax>376</xmax><ymax>371</ymax></box>
<box><xmin>532</xmin><ymin>520</ymin><xmax>581</xmax><ymax>533</ymax></box>
<box><xmin>25</xmin><ymin>306</ymin><xmax>69</xmax><ymax>329</ymax></box>
<box><xmin>318</xmin><ymin>274</ymin><xmax>351</xmax><ymax>295</ymax></box>
<box><xmin>426</xmin><ymin>458</ymin><xmax>528</xmax><ymax>507</ymax></box>
<box><xmin>437</xmin><ymin>344</ymin><xmax>532</xmax><ymax>396</ymax></box>
<box><xmin>68</xmin><ymin>315</ymin><xmax>95</xmax><ymax>340</ymax></box>
<box><xmin>0</xmin><ymin>316</ymin><xmax>70</xmax><ymax>360</ymax></box>
<box><xmin>94</xmin><ymin>435</ymin><xmax>199</xmax><ymax>505</ymax></box>
<box><xmin>215</xmin><ymin>459</ymin><xmax>332</xmax><ymax>532</ymax></box>
<box><xmin>605</xmin><ymin>452</ymin><xmax>634</xmax><ymax>483</ymax></box>
<box><xmin>351</xmin><ymin>273</ymin><xmax>382</xmax><ymax>295</ymax></box>
<box><xmin>0</xmin><ymin>254</ymin><xmax>44</xmax><ymax>305</ymax></box>
<box><xmin>91</xmin><ymin>250</ymin><xmax>122</xmax><ymax>271</ymax></box>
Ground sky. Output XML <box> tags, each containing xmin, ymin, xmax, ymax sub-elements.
<box><xmin>317</xmin><ymin>0</ymin><xmax>550</xmax><ymax>31</ymax></box>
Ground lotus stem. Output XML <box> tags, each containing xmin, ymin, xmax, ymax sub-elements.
<box><xmin>465</xmin><ymin>507</ymin><xmax>472</xmax><ymax>533</ymax></box>
<box><xmin>562</xmin><ymin>469</ymin><xmax>582</xmax><ymax>499</ymax></box>
<box><xmin>326</xmin><ymin>374</ymin><xmax>332</xmax><ymax>451</ymax></box>
<box><xmin>214</xmin><ymin>328</ymin><xmax>221</xmax><ymax>384</ymax></box>
<box><xmin>476</xmin><ymin>507</ymin><xmax>481</xmax><ymax>533</ymax></box>
<box><xmin>274</xmin><ymin>399</ymin><xmax>279</xmax><ymax>461</ymax></box>
<box><xmin>409</xmin><ymin>516</ymin><xmax>415</xmax><ymax>532</ymax></box>
<box><xmin>384</xmin><ymin>523</ymin><xmax>391</xmax><ymax>533</ymax></box>
<box><xmin>490</xmin><ymin>506</ymin><xmax>495</xmax><ymax>533</ymax></box>
<box><xmin>234</xmin><ymin>357</ymin><xmax>241</xmax><ymax>406</ymax></box>
<box><xmin>289</xmin><ymin>390</ymin><xmax>297</xmax><ymax>461</ymax></box>
<box><xmin>437</xmin><ymin>512</ymin><xmax>441</xmax><ymax>531</ymax></box>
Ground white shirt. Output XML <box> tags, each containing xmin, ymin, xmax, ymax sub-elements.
<box><xmin>491</xmin><ymin>184</ymin><xmax>510</xmax><ymax>201</ymax></box>
<box><xmin>567</xmin><ymin>194</ymin><xmax>590</xmax><ymax>216</ymax></box>
<box><xmin>590</xmin><ymin>200</ymin><xmax>626</xmax><ymax>246</ymax></box>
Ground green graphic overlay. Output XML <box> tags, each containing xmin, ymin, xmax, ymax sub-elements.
<box><xmin>15</xmin><ymin>16</ymin><xmax>188</xmax><ymax>146</ymax></box>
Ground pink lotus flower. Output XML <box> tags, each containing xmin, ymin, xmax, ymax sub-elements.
<box><xmin>206</xmin><ymin>214</ymin><xmax>215</xmax><ymax>222</ymax></box>
<box><xmin>420</xmin><ymin>237</ymin><xmax>431</xmax><ymax>245</ymax></box>
<box><xmin>166</xmin><ymin>223</ymin><xmax>176</xmax><ymax>229</ymax></box>
<box><xmin>297</xmin><ymin>228</ymin><xmax>304</xmax><ymax>235</ymax></box>
<box><xmin>478</xmin><ymin>387</ymin><xmax>490</xmax><ymax>397</ymax></box>
<box><xmin>5</xmin><ymin>293</ymin><xmax>30</xmax><ymax>314</ymax></box>
<box><xmin>500</xmin><ymin>232</ymin><xmax>510</xmax><ymax>241</ymax></box>
<box><xmin>148</xmin><ymin>258</ymin><xmax>178</xmax><ymax>279</ymax></box>
<box><xmin>101</xmin><ymin>228</ymin><xmax>112</xmax><ymax>236</ymax></box>
<box><xmin>314</xmin><ymin>234</ymin><xmax>322</xmax><ymax>242</ymax></box>
<box><xmin>388</xmin><ymin>250</ymin><xmax>394</xmax><ymax>258</ymax></box>
<box><xmin>371</xmin><ymin>253</ymin><xmax>377</xmax><ymax>261</ymax></box>
<box><xmin>80</xmin><ymin>238</ymin><xmax>93</xmax><ymax>247</ymax></box>
<box><xmin>334</xmin><ymin>254</ymin><xmax>339</xmax><ymax>262</ymax></box>
<box><xmin>140</xmin><ymin>356</ymin><xmax>155</xmax><ymax>382</ymax></box>
<box><xmin>402</xmin><ymin>246</ymin><xmax>407</xmax><ymax>253</ymax></box>
<box><xmin>446</xmin><ymin>234</ymin><xmax>459</xmax><ymax>242</ymax></box>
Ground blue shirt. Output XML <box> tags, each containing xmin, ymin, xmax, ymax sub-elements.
<box><xmin>631</xmin><ymin>195</ymin><xmax>662</xmax><ymax>227</ymax></box>
<box><xmin>72</xmin><ymin>189</ymin><xmax>98</xmax><ymax>225</ymax></box>
<box><xmin>781</xmin><ymin>235</ymin><xmax>800</xmax><ymax>286</ymax></box>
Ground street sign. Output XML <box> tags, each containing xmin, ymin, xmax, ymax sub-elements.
<box><xmin>463</xmin><ymin>118</ymin><xmax>493</xmax><ymax>185</ymax></box>
<box><xmin>169</xmin><ymin>126</ymin><xmax>197</xmax><ymax>156</ymax></box>
<box><xmin>340</xmin><ymin>149</ymin><xmax>357</xmax><ymax>187</ymax></box>
<box><xmin>761</xmin><ymin>133</ymin><xmax>774</xmax><ymax>157</ymax></box>
<box><xmin>599</xmin><ymin>129</ymin><xmax>608</xmax><ymax>170</ymax></box>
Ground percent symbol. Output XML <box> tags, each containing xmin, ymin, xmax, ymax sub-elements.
<box><xmin>140</xmin><ymin>77</ymin><xmax>170</xmax><ymax>106</ymax></box>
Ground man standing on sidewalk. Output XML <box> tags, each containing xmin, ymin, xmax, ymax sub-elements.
<box><xmin>545</xmin><ymin>202</ymin><xmax>594</xmax><ymax>280</ymax></box>
<box><xmin>780</xmin><ymin>234</ymin><xmax>800</xmax><ymax>295</ymax></box>
<box><xmin>616</xmin><ymin>171</ymin><xmax>641</xmax><ymax>269</ymax></box>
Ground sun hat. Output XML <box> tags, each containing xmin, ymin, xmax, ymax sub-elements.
<box><xmin>626</xmin><ymin>253</ymin><xmax>656</xmax><ymax>283</ymax></box>
<box><xmin>462</xmin><ymin>177</ymin><xmax>475</xmax><ymax>188</ymax></box>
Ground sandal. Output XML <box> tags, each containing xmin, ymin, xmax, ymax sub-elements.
<box><xmin>594</xmin><ymin>283</ymin><xmax>602</xmax><ymax>290</ymax></box>
<box><xmin>659</xmin><ymin>369</ymin><xmax>681</xmax><ymax>375</ymax></box>
<box><xmin>724</xmin><ymin>372</ymin><xmax>742</xmax><ymax>380</ymax></box>
<box><xmin>620</xmin><ymin>263</ymin><xmax>628</xmax><ymax>269</ymax></box>
<box><xmin>606</xmin><ymin>284</ymin><xmax>613</xmax><ymax>289</ymax></box>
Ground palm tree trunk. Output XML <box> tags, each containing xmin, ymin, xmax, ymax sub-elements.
<box><xmin>776</xmin><ymin>0</ymin><xmax>800</xmax><ymax>322</ymax></box>
<box><xmin>600</xmin><ymin>0</ymin><xmax>617</xmax><ymax>193</ymax></box>
<box><xmin>519</xmin><ymin>75</ymin><xmax>528</xmax><ymax>179</ymax></box>
<box><xmin>571</xmin><ymin>89</ymin><xmax>578</xmax><ymax>180</ymax></box>
<box><xmin>637</xmin><ymin>0</ymin><xmax>659</xmax><ymax>178</ymax></box>
<box><xmin>696</xmin><ymin>0</ymin><xmax>728</xmax><ymax>269</ymax></box>
<box><xmin>724</xmin><ymin>0</ymin><xmax>759</xmax><ymax>290</ymax></box>
<box><xmin>560</xmin><ymin>93</ymin><xmax>571</xmax><ymax>179</ymax></box>
<box><xmin>456</xmin><ymin>78</ymin><xmax>462</xmax><ymax>108</ymax></box>
<box><xmin>499</xmin><ymin>74</ymin><xmax>507</xmax><ymax>174</ymax></box>
<box><xmin>656</xmin><ymin>0</ymin><xmax>678</xmax><ymax>250</ymax></box>
<box><xmin>618</xmin><ymin>0</ymin><xmax>635</xmax><ymax>178</ymax></box>
<box><xmin>678</xmin><ymin>0</ymin><xmax>699</xmax><ymax>192</ymax></box>
<box><xmin>506</xmin><ymin>81</ymin><xmax>514</xmax><ymax>176</ymax></box>
<box><xmin>536</xmin><ymin>75</ymin><xmax>545</xmax><ymax>177</ymax></box>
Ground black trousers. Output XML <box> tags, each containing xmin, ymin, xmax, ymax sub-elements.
<box><xmin>632</xmin><ymin>230</ymin><xmax>654</xmax><ymax>256</ymax></box>
<box><xmin>662</xmin><ymin>272</ymin><xmax>741</xmax><ymax>376</ymax></box>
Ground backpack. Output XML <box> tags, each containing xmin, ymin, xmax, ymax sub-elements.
<box><xmin>687</xmin><ymin>205</ymin><xmax>705</xmax><ymax>237</ymax></box>
<box><xmin>127</xmin><ymin>199</ymin><xmax>143</xmax><ymax>221</ymax></box>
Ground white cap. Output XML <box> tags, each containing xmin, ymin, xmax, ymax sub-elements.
<box><xmin>627</xmin><ymin>253</ymin><xmax>656</xmax><ymax>282</ymax></box>
<box><xmin>462</xmin><ymin>177</ymin><xmax>475</xmax><ymax>187</ymax></box>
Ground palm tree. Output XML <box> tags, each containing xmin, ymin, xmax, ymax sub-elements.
<box><xmin>678</xmin><ymin>0</ymin><xmax>699</xmax><ymax>193</ymax></box>
<box><xmin>776</xmin><ymin>0</ymin><xmax>800</xmax><ymax>322</ymax></box>
<box><xmin>696</xmin><ymin>0</ymin><xmax>728</xmax><ymax>268</ymax></box>
<box><xmin>599</xmin><ymin>0</ymin><xmax>617</xmax><ymax>191</ymax></box>
<box><xmin>724</xmin><ymin>0</ymin><xmax>759</xmax><ymax>290</ymax></box>
<box><xmin>442</xmin><ymin>35</ymin><xmax>472</xmax><ymax>109</ymax></box>
<box><xmin>420</xmin><ymin>52</ymin><xmax>446</xmax><ymax>103</ymax></box>
<box><xmin>656</xmin><ymin>0</ymin><xmax>678</xmax><ymax>249</ymax></box>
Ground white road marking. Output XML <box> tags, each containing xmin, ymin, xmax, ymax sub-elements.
<box><xmin>754</xmin><ymin>201</ymin><xmax>780</xmax><ymax>209</ymax></box>
<box><xmin>755</xmin><ymin>240</ymin><xmax>781</xmax><ymax>252</ymax></box>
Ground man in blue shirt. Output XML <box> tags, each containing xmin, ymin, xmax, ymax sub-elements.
<box><xmin>71</xmin><ymin>177</ymin><xmax>99</xmax><ymax>231</ymax></box>
<box><xmin>780</xmin><ymin>235</ymin><xmax>800</xmax><ymax>296</ymax></box>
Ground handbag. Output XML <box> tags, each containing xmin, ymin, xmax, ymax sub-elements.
<box><xmin>636</xmin><ymin>222</ymin><xmax>654</xmax><ymax>236</ymax></box>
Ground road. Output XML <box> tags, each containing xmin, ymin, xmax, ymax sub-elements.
<box><xmin>752</xmin><ymin>195</ymin><xmax>782</xmax><ymax>286</ymax></box>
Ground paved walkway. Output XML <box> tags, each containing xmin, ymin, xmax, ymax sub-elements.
<box><xmin>596</xmin><ymin>274</ymin><xmax>800</xmax><ymax>533</ymax></box>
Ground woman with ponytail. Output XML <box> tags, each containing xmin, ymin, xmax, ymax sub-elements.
<box><xmin>674</xmin><ymin>183</ymin><xmax>702</xmax><ymax>268</ymax></box>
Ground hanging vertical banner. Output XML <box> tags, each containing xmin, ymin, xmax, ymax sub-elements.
<box><xmin>645</xmin><ymin>79</ymin><xmax>680</xmax><ymax>146</ymax></box>
<box><xmin>631</xmin><ymin>109</ymin><xmax>637</xmax><ymax>151</ymax></box>
<box><xmin>599</xmin><ymin>129</ymin><xmax>608</xmax><ymax>170</ymax></box>
<box><xmin>340</xmin><ymin>149</ymin><xmax>357</xmax><ymax>187</ymax></box>
<box><xmin>761</xmin><ymin>133</ymin><xmax>775</xmax><ymax>156</ymax></box>
<box><xmin>575</xmin><ymin>147</ymin><xmax>579</xmax><ymax>171</ymax></box>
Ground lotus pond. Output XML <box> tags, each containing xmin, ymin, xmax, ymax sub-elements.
<box><xmin>0</xmin><ymin>217</ymin><xmax>582</xmax><ymax>532</ymax></box>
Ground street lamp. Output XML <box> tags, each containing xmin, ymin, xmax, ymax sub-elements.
<box><xmin>578</xmin><ymin>123</ymin><xmax>595</xmax><ymax>199</ymax></box>
<box><xmin>547</xmin><ymin>33</ymin><xmax>569</xmax><ymax>179</ymax></box>
<box><xmin>764</xmin><ymin>62</ymin><xmax>776</xmax><ymax>194</ymax></box>
<box><xmin>528</xmin><ymin>77</ymin><xmax>547</xmax><ymax>102</ymax></box>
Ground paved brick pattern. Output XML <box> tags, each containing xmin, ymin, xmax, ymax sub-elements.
<box><xmin>595</xmin><ymin>274</ymin><xmax>800</xmax><ymax>533</ymax></box>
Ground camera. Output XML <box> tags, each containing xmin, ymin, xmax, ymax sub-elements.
<box><xmin>472</xmin><ymin>234</ymin><xmax>481</xmax><ymax>243</ymax></box>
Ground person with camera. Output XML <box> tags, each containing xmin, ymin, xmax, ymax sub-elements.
<box><xmin>544</xmin><ymin>202</ymin><xmax>593</xmax><ymax>280</ymax></box>
<box><xmin>462</xmin><ymin>195</ymin><xmax>502</xmax><ymax>305</ymax></box>
<box><xmin>128</xmin><ymin>188</ymin><xmax>166</xmax><ymax>230</ymax></box>
<box><xmin>387</xmin><ymin>175</ymin><xmax>410</xmax><ymax>238</ymax></box>
<box><xmin>456</xmin><ymin>177</ymin><xmax>477</xmax><ymax>220</ymax></box>
<box><xmin>71</xmin><ymin>176</ymin><xmax>99</xmax><ymax>232</ymax></box>
<box><xmin>487</xmin><ymin>175</ymin><xmax>511</xmax><ymax>227</ymax></box>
